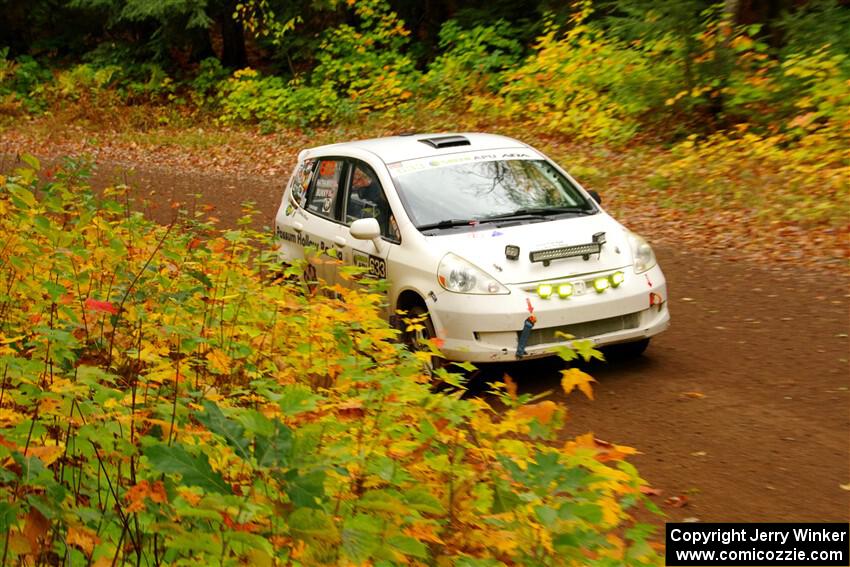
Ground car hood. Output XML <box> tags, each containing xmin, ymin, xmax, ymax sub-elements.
<box><xmin>423</xmin><ymin>214</ymin><xmax>633</xmax><ymax>285</ymax></box>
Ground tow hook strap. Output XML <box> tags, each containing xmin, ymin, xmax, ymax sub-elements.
<box><xmin>516</xmin><ymin>299</ymin><xmax>537</xmax><ymax>358</ymax></box>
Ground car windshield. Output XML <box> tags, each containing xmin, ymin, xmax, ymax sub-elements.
<box><xmin>389</xmin><ymin>156</ymin><xmax>595</xmax><ymax>231</ymax></box>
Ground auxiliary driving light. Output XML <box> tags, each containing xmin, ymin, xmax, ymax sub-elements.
<box><xmin>593</xmin><ymin>277</ymin><xmax>610</xmax><ymax>293</ymax></box>
<box><xmin>609</xmin><ymin>271</ymin><xmax>625</xmax><ymax>287</ymax></box>
<box><xmin>537</xmin><ymin>284</ymin><xmax>553</xmax><ymax>298</ymax></box>
<box><xmin>557</xmin><ymin>283</ymin><xmax>573</xmax><ymax>298</ymax></box>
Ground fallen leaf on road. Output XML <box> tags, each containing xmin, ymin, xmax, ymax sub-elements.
<box><xmin>840</xmin><ymin>483</ymin><xmax>850</xmax><ymax>491</ymax></box>
<box><xmin>640</xmin><ymin>486</ymin><xmax>663</xmax><ymax>496</ymax></box>
<box><xmin>665</xmin><ymin>495</ymin><xmax>689</xmax><ymax>508</ymax></box>
<box><xmin>680</xmin><ymin>391</ymin><xmax>705</xmax><ymax>399</ymax></box>
<box><xmin>690</xmin><ymin>451</ymin><xmax>707</xmax><ymax>457</ymax></box>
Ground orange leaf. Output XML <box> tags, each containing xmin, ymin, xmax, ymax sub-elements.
<box><xmin>515</xmin><ymin>400</ymin><xmax>558</xmax><ymax>424</ymax></box>
<box><xmin>403</xmin><ymin>523</ymin><xmax>445</xmax><ymax>545</ymax></box>
<box><xmin>67</xmin><ymin>525</ymin><xmax>100</xmax><ymax>556</ymax></box>
<box><xmin>149</xmin><ymin>480</ymin><xmax>167</xmax><ymax>504</ymax></box>
<box><xmin>23</xmin><ymin>508</ymin><xmax>49</xmax><ymax>556</ymax></box>
<box><xmin>561</xmin><ymin>368</ymin><xmax>596</xmax><ymax>400</ymax></box>
<box><xmin>503</xmin><ymin>374</ymin><xmax>518</xmax><ymax>400</ymax></box>
<box><xmin>26</xmin><ymin>445</ymin><xmax>64</xmax><ymax>466</ymax></box>
<box><xmin>125</xmin><ymin>481</ymin><xmax>151</xmax><ymax>513</ymax></box>
<box><xmin>680</xmin><ymin>391</ymin><xmax>705</xmax><ymax>399</ymax></box>
<box><xmin>563</xmin><ymin>433</ymin><xmax>638</xmax><ymax>462</ymax></box>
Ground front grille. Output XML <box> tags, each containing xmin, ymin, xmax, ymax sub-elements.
<box><xmin>524</xmin><ymin>312</ymin><xmax>641</xmax><ymax>347</ymax></box>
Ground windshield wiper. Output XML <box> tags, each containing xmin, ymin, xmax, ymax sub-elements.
<box><xmin>485</xmin><ymin>206</ymin><xmax>595</xmax><ymax>220</ymax></box>
<box><xmin>415</xmin><ymin>219</ymin><xmax>480</xmax><ymax>231</ymax></box>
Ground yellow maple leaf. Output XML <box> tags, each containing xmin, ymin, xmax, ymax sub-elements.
<box><xmin>561</xmin><ymin>368</ymin><xmax>596</xmax><ymax>400</ymax></box>
<box><xmin>515</xmin><ymin>400</ymin><xmax>558</xmax><ymax>424</ymax></box>
<box><xmin>0</xmin><ymin>408</ymin><xmax>25</xmax><ymax>426</ymax></box>
<box><xmin>206</xmin><ymin>348</ymin><xmax>231</xmax><ymax>374</ymax></box>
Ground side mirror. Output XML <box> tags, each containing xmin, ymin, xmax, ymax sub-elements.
<box><xmin>350</xmin><ymin>217</ymin><xmax>381</xmax><ymax>244</ymax></box>
<box><xmin>587</xmin><ymin>190</ymin><xmax>602</xmax><ymax>205</ymax></box>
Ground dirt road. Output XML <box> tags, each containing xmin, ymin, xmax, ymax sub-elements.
<box><xmin>9</xmin><ymin>156</ymin><xmax>850</xmax><ymax>524</ymax></box>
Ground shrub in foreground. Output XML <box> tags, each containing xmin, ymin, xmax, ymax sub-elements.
<box><xmin>0</xmin><ymin>157</ymin><xmax>660</xmax><ymax>565</ymax></box>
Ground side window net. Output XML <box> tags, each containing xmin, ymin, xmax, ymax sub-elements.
<box><xmin>306</xmin><ymin>159</ymin><xmax>344</xmax><ymax>219</ymax></box>
<box><xmin>346</xmin><ymin>164</ymin><xmax>399</xmax><ymax>241</ymax></box>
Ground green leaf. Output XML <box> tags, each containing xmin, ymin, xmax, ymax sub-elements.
<box><xmin>559</xmin><ymin>502</ymin><xmax>602</xmax><ymax>523</ymax></box>
<box><xmin>535</xmin><ymin>505</ymin><xmax>557</xmax><ymax>527</ymax></box>
<box><xmin>341</xmin><ymin>514</ymin><xmax>382</xmax><ymax>563</ymax></box>
<box><xmin>285</xmin><ymin>468</ymin><xmax>325</xmax><ymax>508</ymax></box>
<box><xmin>7</xmin><ymin>185</ymin><xmax>36</xmax><ymax>208</ymax></box>
<box><xmin>237</xmin><ymin>409</ymin><xmax>274</xmax><ymax>437</ymax></box>
<box><xmin>387</xmin><ymin>534</ymin><xmax>428</xmax><ymax>559</ymax></box>
<box><xmin>33</xmin><ymin>216</ymin><xmax>51</xmax><ymax>233</ymax></box>
<box><xmin>20</xmin><ymin>154</ymin><xmax>40</xmax><ymax>170</ymax></box>
<box><xmin>167</xmin><ymin>532</ymin><xmax>221</xmax><ymax>554</ymax></box>
<box><xmin>403</xmin><ymin>488</ymin><xmax>445</xmax><ymax>515</ymax></box>
<box><xmin>278</xmin><ymin>384</ymin><xmax>320</xmax><ymax>416</ymax></box>
<box><xmin>144</xmin><ymin>442</ymin><xmax>231</xmax><ymax>494</ymax></box>
<box><xmin>254</xmin><ymin>421</ymin><xmax>293</xmax><ymax>468</ymax></box>
<box><xmin>492</xmin><ymin>481</ymin><xmax>520</xmax><ymax>513</ymax></box>
<box><xmin>0</xmin><ymin>502</ymin><xmax>17</xmax><ymax>532</ymax></box>
<box><xmin>228</xmin><ymin>531</ymin><xmax>275</xmax><ymax>556</ymax></box>
<box><xmin>196</xmin><ymin>401</ymin><xmax>250</xmax><ymax>460</ymax></box>
<box><xmin>186</xmin><ymin>268</ymin><xmax>213</xmax><ymax>289</ymax></box>
<box><xmin>43</xmin><ymin>281</ymin><xmax>66</xmax><ymax>302</ymax></box>
<box><xmin>358</xmin><ymin>490</ymin><xmax>406</xmax><ymax>514</ymax></box>
<box><xmin>288</xmin><ymin>508</ymin><xmax>339</xmax><ymax>543</ymax></box>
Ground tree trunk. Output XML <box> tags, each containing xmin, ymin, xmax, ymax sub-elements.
<box><xmin>219</xmin><ymin>1</ymin><xmax>247</xmax><ymax>69</ymax></box>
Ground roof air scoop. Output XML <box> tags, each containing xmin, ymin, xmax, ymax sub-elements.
<box><xmin>418</xmin><ymin>135</ymin><xmax>471</xmax><ymax>149</ymax></box>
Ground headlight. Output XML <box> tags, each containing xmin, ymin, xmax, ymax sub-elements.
<box><xmin>437</xmin><ymin>253</ymin><xmax>509</xmax><ymax>294</ymax></box>
<box><xmin>627</xmin><ymin>232</ymin><xmax>657</xmax><ymax>274</ymax></box>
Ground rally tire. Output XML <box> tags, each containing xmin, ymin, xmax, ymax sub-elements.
<box><xmin>604</xmin><ymin>338</ymin><xmax>650</xmax><ymax>360</ymax></box>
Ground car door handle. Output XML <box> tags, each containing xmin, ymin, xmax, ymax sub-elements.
<box><xmin>333</xmin><ymin>236</ymin><xmax>347</xmax><ymax>247</ymax></box>
<box><xmin>292</xmin><ymin>221</ymin><xmax>303</xmax><ymax>232</ymax></box>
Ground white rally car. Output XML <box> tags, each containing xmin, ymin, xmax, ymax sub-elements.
<box><xmin>274</xmin><ymin>133</ymin><xmax>669</xmax><ymax>363</ymax></box>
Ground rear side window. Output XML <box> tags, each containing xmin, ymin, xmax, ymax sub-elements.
<box><xmin>305</xmin><ymin>159</ymin><xmax>346</xmax><ymax>220</ymax></box>
<box><xmin>289</xmin><ymin>158</ymin><xmax>315</xmax><ymax>207</ymax></box>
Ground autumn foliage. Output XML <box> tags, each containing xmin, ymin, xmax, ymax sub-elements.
<box><xmin>0</xmin><ymin>157</ymin><xmax>661</xmax><ymax>564</ymax></box>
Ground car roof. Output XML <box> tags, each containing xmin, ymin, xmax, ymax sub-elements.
<box><xmin>303</xmin><ymin>132</ymin><xmax>530</xmax><ymax>165</ymax></box>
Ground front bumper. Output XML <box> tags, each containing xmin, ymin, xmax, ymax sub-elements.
<box><xmin>427</xmin><ymin>265</ymin><xmax>669</xmax><ymax>362</ymax></box>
